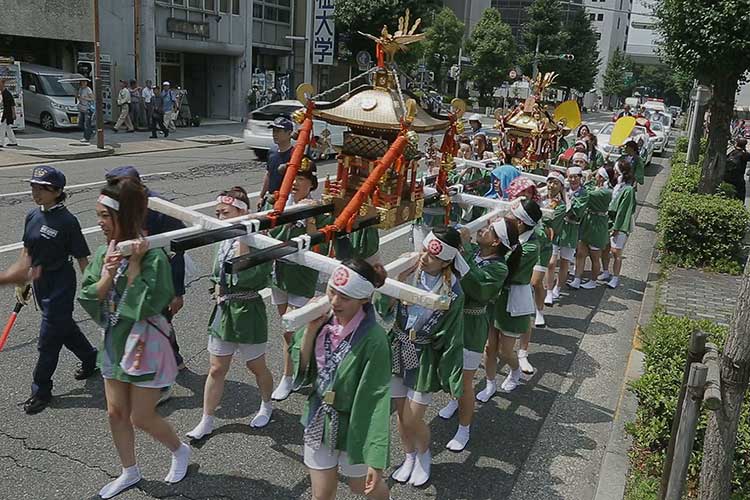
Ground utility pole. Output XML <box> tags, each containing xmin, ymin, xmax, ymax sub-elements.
<box><xmin>93</xmin><ymin>0</ymin><xmax>104</xmax><ymax>149</ymax></box>
<box><xmin>532</xmin><ymin>35</ymin><xmax>541</xmax><ymax>79</ymax></box>
<box><xmin>687</xmin><ymin>84</ymin><xmax>711</xmax><ymax>164</ymax></box>
<box><xmin>455</xmin><ymin>47</ymin><xmax>462</xmax><ymax>99</ymax></box>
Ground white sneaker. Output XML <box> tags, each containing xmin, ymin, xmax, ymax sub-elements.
<box><xmin>580</xmin><ymin>280</ymin><xmax>598</xmax><ymax>289</ymax></box>
<box><xmin>569</xmin><ymin>278</ymin><xmax>581</xmax><ymax>289</ymax></box>
<box><xmin>544</xmin><ymin>290</ymin><xmax>555</xmax><ymax>306</ymax></box>
<box><xmin>534</xmin><ymin>309</ymin><xmax>546</xmax><ymax>328</ymax></box>
<box><xmin>79</xmin><ymin>138</ymin><xmax>89</xmax><ymax>143</ymax></box>
<box><xmin>608</xmin><ymin>276</ymin><xmax>620</xmax><ymax>288</ymax></box>
<box><xmin>518</xmin><ymin>350</ymin><xmax>535</xmax><ymax>375</ymax></box>
<box><xmin>597</xmin><ymin>271</ymin><xmax>611</xmax><ymax>281</ymax></box>
<box><xmin>271</xmin><ymin>376</ymin><xmax>294</xmax><ymax>401</ymax></box>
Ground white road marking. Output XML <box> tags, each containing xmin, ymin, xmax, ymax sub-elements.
<box><xmin>0</xmin><ymin>171</ymin><xmax>173</xmax><ymax>198</ymax></box>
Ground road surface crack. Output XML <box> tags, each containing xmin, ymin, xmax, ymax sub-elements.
<box><xmin>0</xmin><ymin>454</ymin><xmax>48</xmax><ymax>474</ymax></box>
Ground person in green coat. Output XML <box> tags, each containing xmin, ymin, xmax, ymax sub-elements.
<box><xmin>270</xmin><ymin>160</ymin><xmax>332</xmax><ymax>402</ymax></box>
<box><xmin>601</xmin><ymin>159</ymin><xmax>637</xmax><ymax>289</ymax></box>
<box><xmin>437</xmin><ymin>220</ymin><xmax>518</xmax><ymax>452</ymax></box>
<box><xmin>186</xmin><ymin>187</ymin><xmax>275</xmax><ymax>441</ymax></box>
<box><xmin>542</xmin><ymin>171</ymin><xmax>567</xmax><ymax>306</ymax></box>
<box><xmin>78</xmin><ymin>180</ymin><xmax>190</xmax><ymax>498</ymax></box>
<box><xmin>618</xmin><ymin>140</ymin><xmax>645</xmax><ymax>186</ymax></box>
<box><xmin>571</xmin><ymin>166</ymin><xmax>614</xmax><ymax>290</ymax></box>
<box><xmin>290</xmin><ymin>259</ymin><xmax>391</xmax><ymax>500</ymax></box>
<box><xmin>379</xmin><ymin>226</ymin><xmax>466</xmax><ymax>487</ymax></box>
<box><xmin>478</xmin><ymin>200</ymin><xmax>543</xmax><ymax>400</ymax></box>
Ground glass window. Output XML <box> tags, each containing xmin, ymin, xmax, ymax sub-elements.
<box><xmin>265</xmin><ymin>5</ymin><xmax>276</xmax><ymax>20</ymax></box>
<box><xmin>189</xmin><ymin>0</ymin><xmax>202</xmax><ymax>8</ymax></box>
<box><xmin>220</xmin><ymin>0</ymin><xmax>229</xmax><ymax>12</ymax></box>
<box><xmin>253</xmin><ymin>3</ymin><xmax>262</xmax><ymax>17</ymax></box>
<box><xmin>232</xmin><ymin>0</ymin><xmax>239</xmax><ymax>15</ymax></box>
<box><xmin>278</xmin><ymin>8</ymin><xmax>290</xmax><ymax>23</ymax></box>
<box><xmin>278</xmin><ymin>0</ymin><xmax>290</xmax><ymax>5</ymax></box>
<box><xmin>597</xmin><ymin>13</ymin><xmax>604</xmax><ymax>21</ymax></box>
<box><xmin>173</xmin><ymin>0</ymin><xmax>185</xmax><ymax>5</ymax></box>
<box><xmin>38</xmin><ymin>75</ymin><xmax>77</xmax><ymax>97</ymax></box>
<box><xmin>617</xmin><ymin>18</ymin><xmax>620</xmax><ymax>29</ymax></box>
<box><xmin>589</xmin><ymin>13</ymin><xmax>595</xmax><ymax>20</ymax></box>
<box><xmin>206</xmin><ymin>0</ymin><xmax>215</xmax><ymax>10</ymax></box>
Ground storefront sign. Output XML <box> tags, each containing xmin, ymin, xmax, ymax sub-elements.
<box><xmin>167</xmin><ymin>18</ymin><xmax>209</xmax><ymax>38</ymax></box>
<box><xmin>313</xmin><ymin>0</ymin><xmax>335</xmax><ymax>65</ymax></box>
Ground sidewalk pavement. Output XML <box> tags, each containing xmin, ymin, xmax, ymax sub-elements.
<box><xmin>659</xmin><ymin>268</ymin><xmax>742</xmax><ymax>326</ymax></box>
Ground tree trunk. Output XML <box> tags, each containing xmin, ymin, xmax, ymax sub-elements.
<box><xmin>698</xmin><ymin>75</ymin><xmax>739</xmax><ymax>193</ymax></box>
<box><xmin>699</xmin><ymin>261</ymin><xmax>750</xmax><ymax>500</ymax></box>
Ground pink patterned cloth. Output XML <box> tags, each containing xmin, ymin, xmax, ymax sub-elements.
<box><xmin>119</xmin><ymin>314</ymin><xmax>177</xmax><ymax>388</ymax></box>
<box><xmin>506</xmin><ymin>177</ymin><xmax>542</xmax><ymax>203</ymax></box>
<box><xmin>314</xmin><ymin>307</ymin><xmax>366</xmax><ymax>372</ymax></box>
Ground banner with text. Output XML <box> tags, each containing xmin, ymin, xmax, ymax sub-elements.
<box><xmin>313</xmin><ymin>0</ymin><xmax>335</xmax><ymax>65</ymax></box>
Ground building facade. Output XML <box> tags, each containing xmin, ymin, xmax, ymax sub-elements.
<box><xmin>625</xmin><ymin>0</ymin><xmax>658</xmax><ymax>66</ymax></box>
<box><xmin>444</xmin><ymin>0</ymin><xmax>491</xmax><ymax>38</ymax></box>
<box><xmin>586</xmin><ymin>0</ymin><xmax>632</xmax><ymax>89</ymax></box>
<box><xmin>490</xmin><ymin>0</ymin><xmax>584</xmax><ymax>41</ymax></box>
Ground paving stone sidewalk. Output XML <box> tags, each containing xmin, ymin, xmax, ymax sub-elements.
<box><xmin>659</xmin><ymin>268</ymin><xmax>742</xmax><ymax>326</ymax></box>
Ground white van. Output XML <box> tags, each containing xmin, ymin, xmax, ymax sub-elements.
<box><xmin>20</xmin><ymin>63</ymin><xmax>83</xmax><ymax>130</ymax></box>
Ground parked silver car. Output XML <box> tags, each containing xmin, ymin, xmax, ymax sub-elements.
<box><xmin>21</xmin><ymin>63</ymin><xmax>84</xmax><ymax>130</ymax></box>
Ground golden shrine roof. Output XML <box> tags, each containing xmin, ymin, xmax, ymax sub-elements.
<box><xmin>312</xmin><ymin>85</ymin><xmax>450</xmax><ymax>133</ymax></box>
<box><xmin>504</xmin><ymin>108</ymin><xmax>559</xmax><ymax>134</ymax></box>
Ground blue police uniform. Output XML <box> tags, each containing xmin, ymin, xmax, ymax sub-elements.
<box><xmin>105</xmin><ymin>166</ymin><xmax>186</xmax><ymax>366</ymax></box>
<box><xmin>23</xmin><ymin>167</ymin><xmax>97</xmax><ymax>404</ymax></box>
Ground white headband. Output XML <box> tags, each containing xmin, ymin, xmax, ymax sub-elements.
<box><xmin>216</xmin><ymin>195</ymin><xmax>248</xmax><ymax>211</ymax></box>
<box><xmin>546</xmin><ymin>171</ymin><xmax>565</xmax><ymax>185</ymax></box>
<box><xmin>491</xmin><ymin>219</ymin><xmax>514</xmax><ymax>251</ymax></box>
<box><xmin>422</xmin><ymin>231</ymin><xmax>470</xmax><ymax>277</ymax></box>
<box><xmin>597</xmin><ymin>167</ymin><xmax>610</xmax><ymax>183</ymax></box>
<box><xmin>98</xmin><ymin>194</ymin><xmax>120</xmax><ymax>211</ymax></box>
<box><xmin>512</xmin><ymin>202</ymin><xmax>538</xmax><ymax>227</ymax></box>
<box><xmin>567</xmin><ymin>166</ymin><xmax>583</xmax><ymax>176</ymax></box>
<box><xmin>572</xmin><ymin>152</ymin><xmax>589</xmax><ymax>164</ymax></box>
<box><xmin>328</xmin><ymin>265</ymin><xmax>375</xmax><ymax>299</ymax></box>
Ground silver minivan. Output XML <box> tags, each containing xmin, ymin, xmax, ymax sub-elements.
<box><xmin>20</xmin><ymin>63</ymin><xmax>83</xmax><ymax>130</ymax></box>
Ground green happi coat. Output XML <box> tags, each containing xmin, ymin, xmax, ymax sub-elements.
<box><xmin>609</xmin><ymin>183</ymin><xmax>636</xmax><ymax>234</ymax></box>
<box><xmin>290</xmin><ymin>304</ymin><xmax>391</xmax><ymax>469</ymax></box>
<box><xmin>535</xmin><ymin>225</ymin><xmax>552</xmax><ymax>269</ymax></box>
<box><xmin>208</xmin><ymin>239</ymin><xmax>271</xmax><ymax>344</ymax></box>
<box><xmin>460</xmin><ymin>243</ymin><xmax>509</xmax><ymax>354</ymax></box>
<box><xmin>449</xmin><ymin>167</ymin><xmax>490</xmax><ymax>224</ymax></box>
<box><xmin>543</xmin><ymin>199</ymin><xmax>567</xmax><ymax>246</ymax></box>
<box><xmin>271</xmin><ymin>211</ymin><xmax>331</xmax><ymax>298</ymax></box>
<box><xmin>376</xmin><ymin>274</ymin><xmax>465</xmax><ymax>397</ymax></box>
<box><xmin>619</xmin><ymin>154</ymin><xmax>645</xmax><ymax>185</ymax></box>
<box><xmin>580</xmin><ymin>181</ymin><xmax>613</xmax><ymax>249</ymax></box>
<box><xmin>558</xmin><ymin>187</ymin><xmax>589</xmax><ymax>249</ymax></box>
<box><xmin>78</xmin><ymin>246</ymin><xmax>174</xmax><ymax>384</ymax></box>
<box><xmin>494</xmin><ymin>230</ymin><xmax>540</xmax><ymax>334</ymax></box>
<box><xmin>332</xmin><ymin>227</ymin><xmax>379</xmax><ymax>261</ymax></box>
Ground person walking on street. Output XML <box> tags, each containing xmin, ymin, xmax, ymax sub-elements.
<box><xmin>257</xmin><ymin>116</ymin><xmax>294</xmax><ymax>209</ymax></box>
<box><xmin>0</xmin><ymin>78</ymin><xmax>18</xmax><ymax>147</ymax></box>
<box><xmin>128</xmin><ymin>80</ymin><xmax>143</xmax><ymax>129</ymax></box>
<box><xmin>149</xmin><ymin>86</ymin><xmax>169</xmax><ymax>139</ymax></box>
<box><xmin>4</xmin><ymin>166</ymin><xmax>99</xmax><ymax>415</ymax></box>
<box><xmin>113</xmin><ymin>80</ymin><xmax>134</xmax><ymax>133</ymax></box>
<box><xmin>725</xmin><ymin>138</ymin><xmax>750</xmax><ymax>201</ymax></box>
<box><xmin>161</xmin><ymin>82</ymin><xmax>177</xmax><ymax>132</ymax></box>
<box><xmin>142</xmin><ymin>80</ymin><xmax>154</xmax><ymax>128</ymax></box>
<box><xmin>77</xmin><ymin>79</ymin><xmax>95</xmax><ymax>143</ymax></box>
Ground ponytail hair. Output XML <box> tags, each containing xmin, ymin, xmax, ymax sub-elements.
<box><xmin>220</xmin><ymin>185</ymin><xmax>250</xmax><ymax>208</ymax></box>
<box><xmin>99</xmin><ymin>178</ymin><xmax>147</xmax><ymax>242</ymax></box>
<box><xmin>341</xmin><ymin>259</ymin><xmax>387</xmax><ymax>288</ymax></box>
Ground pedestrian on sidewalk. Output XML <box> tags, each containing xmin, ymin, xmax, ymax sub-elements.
<box><xmin>1</xmin><ymin>166</ymin><xmax>99</xmax><ymax>415</ymax></box>
<box><xmin>161</xmin><ymin>82</ymin><xmax>177</xmax><ymax>132</ymax></box>
<box><xmin>113</xmin><ymin>80</ymin><xmax>134</xmax><ymax>133</ymax></box>
<box><xmin>725</xmin><ymin>138</ymin><xmax>750</xmax><ymax>201</ymax></box>
<box><xmin>187</xmin><ymin>186</ymin><xmax>275</xmax><ymax>440</ymax></box>
<box><xmin>0</xmin><ymin>78</ymin><xmax>18</xmax><ymax>147</ymax></box>
<box><xmin>142</xmin><ymin>80</ymin><xmax>154</xmax><ymax>128</ymax></box>
<box><xmin>149</xmin><ymin>86</ymin><xmax>169</xmax><ymax>139</ymax></box>
<box><xmin>618</xmin><ymin>140</ymin><xmax>644</xmax><ymax>187</ymax></box>
<box><xmin>438</xmin><ymin>221</ymin><xmax>517</xmax><ymax>452</ymax></box>
<box><xmin>77</xmin><ymin>79</ymin><xmax>95</xmax><ymax>143</ymax></box>
<box><xmin>128</xmin><ymin>79</ymin><xmax>144</xmax><ymax>129</ymax></box>
<box><xmin>382</xmin><ymin>227</ymin><xmax>465</xmax><ymax>487</ymax></box>
<box><xmin>78</xmin><ymin>179</ymin><xmax>191</xmax><ymax>498</ymax></box>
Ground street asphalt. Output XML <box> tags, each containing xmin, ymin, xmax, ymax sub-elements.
<box><xmin>0</xmin><ymin>112</ymin><xmax>666</xmax><ymax>499</ymax></box>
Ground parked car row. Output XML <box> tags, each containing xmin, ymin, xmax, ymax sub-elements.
<box><xmin>595</xmin><ymin>122</ymin><xmax>655</xmax><ymax>165</ymax></box>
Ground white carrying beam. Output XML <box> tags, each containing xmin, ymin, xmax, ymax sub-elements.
<box><xmin>453</xmin><ymin>158</ymin><xmax>549</xmax><ymax>184</ymax></box>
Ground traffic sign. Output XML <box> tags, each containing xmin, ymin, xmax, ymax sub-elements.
<box><xmin>356</xmin><ymin>50</ymin><xmax>372</xmax><ymax>71</ymax></box>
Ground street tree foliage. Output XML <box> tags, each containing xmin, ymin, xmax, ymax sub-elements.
<box><xmin>627</xmin><ymin>64</ymin><xmax>691</xmax><ymax>106</ymax></box>
<box><xmin>655</xmin><ymin>0</ymin><xmax>750</xmax><ymax>194</ymax></box>
<box><xmin>602</xmin><ymin>49</ymin><xmax>633</xmax><ymax>107</ymax></box>
<box><xmin>333</xmin><ymin>0</ymin><xmax>440</xmax><ymax>63</ymax></box>
<box><xmin>520</xmin><ymin>0</ymin><xmax>566</xmax><ymax>75</ymax></box>
<box><xmin>422</xmin><ymin>7</ymin><xmax>464</xmax><ymax>93</ymax></box>
<box><xmin>556</xmin><ymin>9</ymin><xmax>600</xmax><ymax>97</ymax></box>
<box><xmin>465</xmin><ymin>8</ymin><xmax>517</xmax><ymax>106</ymax></box>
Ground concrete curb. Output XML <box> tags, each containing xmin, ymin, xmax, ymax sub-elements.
<box><xmin>24</xmin><ymin>146</ymin><xmax>115</xmax><ymax>160</ymax></box>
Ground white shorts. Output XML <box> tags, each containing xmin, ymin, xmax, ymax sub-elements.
<box><xmin>271</xmin><ymin>287</ymin><xmax>310</xmax><ymax>309</ymax></box>
<box><xmin>589</xmin><ymin>245</ymin><xmax>601</xmax><ymax>251</ymax></box>
<box><xmin>304</xmin><ymin>443</ymin><xmax>368</xmax><ymax>478</ymax></box>
<box><xmin>207</xmin><ymin>336</ymin><xmax>266</xmax><ymax>363</ymax></box>
<box><xmin>390</xmin><ymin>376</ymin><xmax>432</xmax><ymax>406</ymax></box>
<box><xmin>533</xmin><ymin>265</ymin><xmax>548</xmax><ymax>273</ymax></box>
<box><xmin>610</xmin><ymin>232</ymin><xmax>628</xmax><ymax>249</ymax></box>
<box><xmin>463</xmin><ymin>349</ymin><xmax>482</xmax><ymax>371</ymax></box>
<box><xmin>552</xmin><ymin>244</ymin><xmax>575</xmax><ymax>263</ymax></box>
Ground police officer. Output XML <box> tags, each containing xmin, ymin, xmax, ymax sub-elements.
<box><xmin>104</xmin><ymin>166</ymin><xmax>186</xmax><ymax>403</ymax></box>
<box><xmin>17</xmin><ymin>166</ymin><xmax>98</xmax><ymax>414</ymax></box>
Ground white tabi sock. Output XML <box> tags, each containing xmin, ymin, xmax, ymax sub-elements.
<box><xmin>186</xmin><ymin>414</ymin><xmax>214</xmax><ymax>440</ymax></box>
<box><xmin>501</xmin><ymin>368</ymin><xmax>522</xmax><ymax>392</ymax></box>
<box><xmin>250</xmin><ymin>400</ymin><xmax>273</xmax><ymax>428</ymax></box>
<box><xmin>99</xmin><ymin>465</ymin><xmax>142</xmax><ymax>499</ymax></box>
<box><xmin>475</xmin><ymin>379</ymin><xmax>496</xmax><ymax>403</ymax></box>
<box><xmin>544</xmin><ymin>290</ymin><xmax>555</xmax><ymax>305</ymax></box>
<box><xmin>518</xmin><ymin>349</ymin><xmax>535</xmax><ymax>375</ymax></box>
<box><xmin>409</xmin><ymin>449</ymin><xmax>432</xmax><ymax>486</ymax></box>
<box><xmin>581</xmin><ymin>279</ymin><xmax>598</xmax><ymax>289</ymax></box>
<box><xmin>534</xmin><ymin>309</ymin><xmax>546</xmax><ymax>327</ymax></box>
<box><xmin>391</xmin><ymin>452</ymin><xmax>416</xmax><ymax>483</ymax></box>
<box><xmin>438</xmin><ymin>399</ymin><xmax>458</xmax><ymax>419</ymax></box>
<box><xmin>552</xmin><ymin>285</ymin><xmax>561</xmax><ymax>299</ymax></box>
<box><xmin>569</xmin><ymin>277</ymin><xmax>581</xmax><ymax>289</ymax></box>
<box><xmin>164</xmin><ymin>442</ymin><xmax>191</xmax><ymax>483</ymax></box>
<box><xmin>271</xmin><ymin>376</ymin><xmax>294</xmax><ymax>401</ymax></box>
<box><xmin>446</xmin><ymin>425</ymin><xmax>471</xmax><ymax>452</ymax></box>
<box><xmin>608</xmin><ymin>276</ymin><xmax>620</xmax><ymax>288</ymax></box>
<box><xmin>598</xmin><ymin>271</ymin><xmax>611</xmax><ymax>281</ymax></box>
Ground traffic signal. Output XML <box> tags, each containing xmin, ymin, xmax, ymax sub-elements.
<box><xmin>562</xmin><ymin>54</ymin><xmax>575</xmax><ymax>61</ymax></box>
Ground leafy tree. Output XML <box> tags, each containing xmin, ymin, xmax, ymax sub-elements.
<box><xmin>520</xmin><ymin>0</ymin><xmax>566</xmax><ymax>76</ymax></box>
<box><xmin>655</xmin><ymin>0</ymin><xmax>750</xmax><ymax>194</ymax></box>
<box><xmin>601</xmin><ymin>49</ymin><xmax>633</xmax><ymax>108</ymax></box>
<box><xmin>555</xmin><ymin>8</ymin><xmax>600</xmax><ymax>98</ymax></box>
<box><xmin>421</xmin><ymin>7</ymin><xmax>464</xmax><ymax>93</ymax></box>
<box><xmin>465</xmin><ymin>8</ymin><xmax>517</xmax><ymax>106</ymax></box>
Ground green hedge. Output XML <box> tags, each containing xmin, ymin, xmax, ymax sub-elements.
<box><xmin>658</xmin><ymin>154</ymin><xmax>749</xmax><ymax>274</ymax></box>
<box><xmin>673</xmin><ymin>136</ymin><xmax>707</xmax><ymax>155</ymax></box>
<box><xmin>625</xmin><ymin>314</ymin><xmax>750</xmax><ymax>499</ymax></box>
